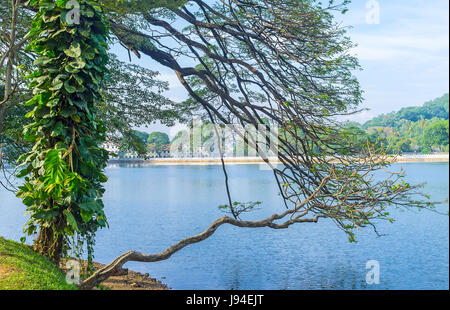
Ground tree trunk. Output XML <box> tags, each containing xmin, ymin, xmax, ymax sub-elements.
<box><xmin>0</xmin><ymin>0</ymin><xmax>18</xmax><ymax>167</ymax></box>
<box><xmin>34</xmin><ymin>220</ymin><xmax>64</xmax><ymax>265</ymax></box>
<box><xmin>0</xmin><ymin>104</ymin><xmax>7</xmax><ymax>168</ymax></box>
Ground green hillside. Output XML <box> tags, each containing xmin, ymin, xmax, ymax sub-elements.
<box><xmin>357</xmin><ymin>94</ymin><xmax>449</xmax><ymax>153</ymax></box>
<box><xmin>363</xmin><ymin>94</ymin><xmax>449</xmax><ymax>129</ymax></box>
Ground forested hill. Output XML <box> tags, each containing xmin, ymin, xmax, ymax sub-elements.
<box><xmin>352</xmin><ymin>93</ymin><xmax>449</xmax><ymax>153</ymax></box>
<box><xmin>363</xmin><ymin>93</ymin><xmax>449</xmax><ymax>129</ymax></box>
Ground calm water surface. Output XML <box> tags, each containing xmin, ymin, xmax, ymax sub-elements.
<box><xmin>0</xmin><ymin>162</ymin><xmax>448</xmax><ymax>289</ymax></box>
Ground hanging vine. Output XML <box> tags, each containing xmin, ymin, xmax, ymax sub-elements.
<box><xmin>16</xmin><ymin>0</ymin><xmax>110</xmax><ymax>264</ymax></box>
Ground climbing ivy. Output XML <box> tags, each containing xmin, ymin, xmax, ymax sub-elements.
<box><xmin>16</xmin><ymin>0</ymin><xmax>109</xmax><ymax>263</ymax></box>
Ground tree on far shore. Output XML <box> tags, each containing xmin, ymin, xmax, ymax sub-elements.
<box><xmin>147</xmin><ymin>131</ymin><xmax>170</xmax><ymax>156</ymax></box>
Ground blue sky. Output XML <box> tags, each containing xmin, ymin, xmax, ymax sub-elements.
<box><xmin>341</xmin><ymin>0</ymin><xmax>449</xmax><ymax>122</ymax></box>
<box><xmin>111</xmin><ymin>0</ymin><xmax>449</xmax><ymax>135</ymax></box>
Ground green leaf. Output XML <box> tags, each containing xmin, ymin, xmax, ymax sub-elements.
<box><xmin>34</xmin><ymin>57</ymin><xmax>52</xmax><ymax>67</ymax></box>
<box><xmin>69</xmin><ymin>114</ymin><xmax>81</xmax><ymax>123</ymax></box>
<box><xmin>78</xmin><ymin>200</ymin><xmax>101</xmax><ymax>212</ymax></box>
<box><xmin>49</xmin><ymin>81</ymin><xmax>63</xmax><ymax>91</ymax></box>
<box><xmin>80</xmin><ymin>209</ymin><xmax>93</xmax><ymax>223</ymax></box>
<box><xmin>64</xmin><ymin>80</ymin><xmax>77</xmax><ymax>93</ymax></box>
<box><xmin>68</xmin><ymin>58</ymin><xmax>86</xmax><ymax>70</ymax></box>
<box><xmin>23</xmin><ymin>196</ymin><xmax>35</xmax><ymax>206</ymax></box>
<box><xmin>64</xmin><ymin>42</ymin><xmax>82</xmax><ymax>58</ymax></box>
<box><xmin>64</xmin><ymin>209</ymin><xmax>79</xmax><ymax>232</ymax></box>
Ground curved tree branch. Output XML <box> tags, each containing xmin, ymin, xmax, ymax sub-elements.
<box><xmin>79</xmin><ymin>212</ymin><xmax>321</xmax><ymax>290</ymax></box>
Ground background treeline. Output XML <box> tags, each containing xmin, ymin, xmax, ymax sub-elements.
<box><xmin>127</xmin><ymin>93</ymin><xmax>449</xmax><ymax>156</ymax></box>
<box><xmin>346</xmin><ymin>93</ymin><xmax>449</xmax><ymax>154</ymax></box>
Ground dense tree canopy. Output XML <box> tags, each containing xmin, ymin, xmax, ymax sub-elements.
<box><xmin>347</xmin><ymin>94</ymin><xmax>450</xmax><ymax>154</ymax></box>
<box><xmin>0</xmin><ymin>0</ymin><xmax>191</xmax><ymax>169</ymax></box>
<box><xmin>422</xmin><ymin>119</ymin><xmax>449</xmax><ymax>151</ymax></box>
<box><xmin>363</xmin><ymin>93</ymin><xmax>449</xmax><ymax>129</ymax></box>
<box><xmin>147</xmin><ymin>131</ymin><xmax>169</xmax><ymax>155</ymax></box>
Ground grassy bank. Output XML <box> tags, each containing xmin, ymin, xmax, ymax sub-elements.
<box><xmin>0</xmin><ymin>237</ymin><xmax>168</xmax><ymax>290</ymax></box>
<box><xmin>0</xmin><ymin>237</ymin><xmax>77</xmax><ymax>290</ymax></box>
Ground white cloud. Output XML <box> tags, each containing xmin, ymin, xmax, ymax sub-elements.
<box><xmin>158</xmin><ymin>72</ymin><xmax>182</xmax><ymax>88</ymax></box>
<box><xmin>157</xmin><ymin>72</ymin><xmax>189</xmax><ymax>103</ymax></box>
<box><xmin>340</xmin><ymin>0</ymin><xmax>448</xmax><ymax>65</ymax></box>
<box><xmin>350</xmin><ymin>33</ymin><xmax>449</xmax><ymax>61</ymax></box>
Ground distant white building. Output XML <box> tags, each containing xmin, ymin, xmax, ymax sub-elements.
<box><xmin>121</xmin><ymin>150</ymin><xmax>142</xmax><ymax>159</ymax></box>
<box><xmin>102</xmin><ymin>137</ymin><xmax>174</xmax><ymax>160</ymax></box>
<box><xmin>147</xmin><ymin>144</ymin><xmax>171</xmax><ymax>158</ymax></box>
<box><xmin>102</xmin><ymin>138</ymin><xmax>120</xmax><ymax>154</ymax></box>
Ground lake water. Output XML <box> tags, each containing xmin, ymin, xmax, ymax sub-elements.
<box><xmin>0</xmin><ymin>162</ymin><xmax>448</xmax><ymax>289</ymax></box>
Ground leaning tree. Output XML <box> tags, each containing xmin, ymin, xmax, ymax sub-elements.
<box><xmin>10</xmin><ymin>0</ymin><xmax>436</xmax><ymax>288</ymax></box>
<box><xmin>79</xmin><ymin>0</ymin><xmax>435</xmax><ymax>289</ymax></box>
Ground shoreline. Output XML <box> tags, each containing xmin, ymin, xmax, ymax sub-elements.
<box><xmin>108</xmin><ymin>154</ymin><xmax>450</xmax><ymax>166</ymax></box>
<box><xmin>82</xmin><ymin>261</ymin><xmax>169</xmax><ymax>290</ymax></box>
<box><xmin>57</xmin><ymin>258</ymin><xmax>169</xmax><ymax>290</ymax></box>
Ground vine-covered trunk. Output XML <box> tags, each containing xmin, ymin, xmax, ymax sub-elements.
<box><xmin>17</xmin><ymin>0</ymin><xmax>110</xmax><ymax>262</ymax></box>
<box><xmin>34</xmin><ymin>223</ymin><xmax>64</xmax><ymax>264</ymax></box>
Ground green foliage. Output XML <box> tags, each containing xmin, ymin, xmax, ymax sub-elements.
<box><xmin>386</xmin><ymin>137</ymin><xmax>412</xmax><ymax>154</ymax></box>
<box><xmin>422</xmin><ymin>120</ymin><xmax>449</xmax><ymax>150</ymax></box>
<box><xmin>347</xmin><ymin>94</ymin><xmax>449</xmax><ymax>154</ymax></box>
<box><xmin>119</xmin><ymin>130</ymin><xmax>148</xmax><ymax>155</ymax></box>
<box><xmin>99</xmin><ymin>53</ymin><xmax>190</xmax><ymax>150</ymax></box>
<box><xmin>101</xmin><ymin>0</ymin><xmax>186</xmax><ymax>15</ymax></box>
<box><xmin>147</xmin><ymin>131</ymin><xmax>170</xmax><ymax>155</ymax></box>
<box><xmin>363</xmin><ymin>93</ymin><xmax>449</xmax><ymax>129</ymax></box>
<box><xmin>15</xmin><ymin>0</ymin><xmax>110</xmax><ymax>261</ymax></box>
<box><xmin>133</xmin><ymin>130</ymin><xmax>150</xmax><ymax>142</ymax></box>
<box><xmin>1</xmin><ymin>52</ymin><xmax>189</xmax><ymax>165</ymax></box>
<box><xmin>147</xmin><ymin>131</ymin><xmax>170</xmax><ymax>145</ymax></box>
